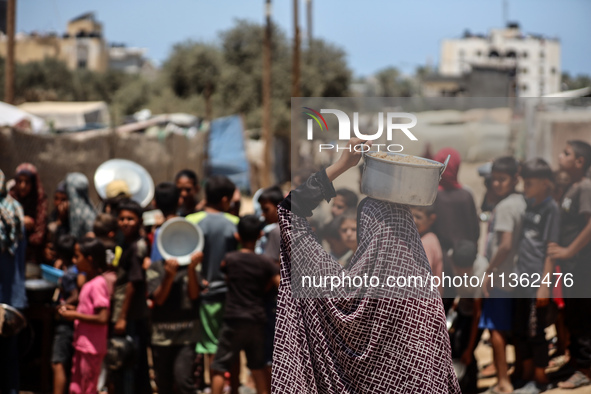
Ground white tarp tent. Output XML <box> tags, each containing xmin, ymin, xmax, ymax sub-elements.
<box><xmin>0</xmin><ymin>101</ymin><xmax>48</xmax><ymax>133</ymax></box>
<box><xmin>18</xmin><ymin>101</ymin><xmax>110</xmax><ymax>131</ymax></box>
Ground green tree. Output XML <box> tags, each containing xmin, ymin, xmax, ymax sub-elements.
<box><xmin>562</xmin><ymin>72</ymin><xmax>591</xmax><ymax>91</ymax></box>
<box><xmin>374</xmin><ymin>66</ymin><xmax>412</xmax><ymax>97</ymax></box>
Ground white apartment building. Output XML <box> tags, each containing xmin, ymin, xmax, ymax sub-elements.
<box><xmin>439</xmin><ymin>23</ymin><xmax>561</xmax><ymax>97</ymax></box>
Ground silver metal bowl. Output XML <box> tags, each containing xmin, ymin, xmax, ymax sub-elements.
<box><xmin>361</xmin><ymin>152</ymin><xmax>450</xmax><ymax>206</ymax></box>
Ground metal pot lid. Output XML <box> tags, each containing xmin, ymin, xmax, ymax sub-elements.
<box><xmin>94</xmin><ymin>159</ymin><xmax>154</xmax><ymax>208</ymax></box>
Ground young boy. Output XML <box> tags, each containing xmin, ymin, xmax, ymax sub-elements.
<box><xmin>147</xmin><ymin>181</ymin><xmax>203</xmax><ymax>394</ymax></box>
<box><xmin>110</xmin><ymin>200</ymin><xmax>151</xmax><ymax>394</ymax></box>
<box><xmin>186</xmin><ymin>176</ymin><xmax>239</xmax><ymax>386</ymax></box>
<box><xmin>256</xmin><ymin>186</ymin><xmax>283</xmax><ymax>388</ymax></box>
<box><xmin>210</xmin><ymin>215</ymin><xmax>280</xmax><ymax>394</ymax></box>
<box><xmin>175</xmin><ymin>169</ymin><xmax>201</xmax><ymax>217</ymax></box>
<box><xmin>481</xmin><ymin>156</ymin><xmax>526</xmax><ymax>394</ymax></box>
<box><xmin>513</xmin><ymin>158</ymin><xmax>560</xmax><ymax>390</ymax></box>
<box><xmin>330</xmin><ymin>188</ymin><xmax>358</xmax><ymax>218</ymax></box>
<box><xmin>150</xmin><ymin>182</ymin><xmax>181</xmax><ymax>263</ymax></box>
<box><xmin>93</xmin><ymin>213</ymin><xmax>120</xmax><ymax>268</ymax></box>
<box><xmin>257</xmin><ymin>186</ymin><xmax>283</xmax><ymax>262</ymax></box>
<box><xmin>449</xmin><ymin>240</ymin><xmax>487</xmax><ymax>394</ymax></box>
<box><xmin>411</xmin><ymin>205</ymin><xmax>443</xmax><ymax>295</ymax></box>
<box><xmin>51</xmin><ymin>234</ymin><xmax>78</xmax><ymax>394</ymax></box>
<box><xmin>548</xmin><ymin>140</ymin><xmax>591</xmax><ymax>389</ymax></box>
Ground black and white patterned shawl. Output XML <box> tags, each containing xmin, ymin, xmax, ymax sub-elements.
<box><xmin>272</xmin><ymin>191</ymin><xmax>460</xmax><ymax>393</ymax></box>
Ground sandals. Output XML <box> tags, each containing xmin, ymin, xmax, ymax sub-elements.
<box><xmin>557</xmin><ymin>370</ymin><xmax>591</xmax><ymax>389</ymax></box>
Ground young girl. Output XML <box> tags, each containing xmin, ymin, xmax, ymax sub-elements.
<box><xmin>58</xmin><ymin>237</ymin><xmax>113</xmax><ymax>394</ymax></box>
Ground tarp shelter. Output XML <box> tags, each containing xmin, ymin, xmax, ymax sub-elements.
<box><xmin>208</xmin><ymin>115</ymin><xmax>251</xmax><ymax>192</ymax></box>
<box><xmin>18</xmin><ymin>101</ymin><xmax>110</xmax><ymax>131</ymax></box>
<box><xmin>0</xmin><ymin>101</ymin><xmax>48</xmax><ymax>133</ymax></box>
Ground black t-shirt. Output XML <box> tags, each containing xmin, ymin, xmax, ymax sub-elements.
<box><xmin>111</xmin><ymin>237</ymin><xmax>149</xmax><ymax>322</ymax></box>
<box><xmin>222</xmin><ymin>251</ymin><xmax>279</xmax><ymax>322</ymax></box>
<box><xmin>147</xmin><ymin>261</ymin><xmax>200</xmax><ymax>346</ymax></box>
<box><xmin>559</xmin><ymin>178</ymin><xmax>591</xmax><ymax>268</ymax></box>
<box><xmin>433</xmin><ymin>188</ymin><xmax>480</xmax><ymax>252</ymax></box>
<box><xmin>516</xmin><ymin>197</ymin><xmax>560</xmax><ymax>296</ymax></box>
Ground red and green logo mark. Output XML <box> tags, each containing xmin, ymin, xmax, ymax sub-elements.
<box><xmin>302</xmin><ymin>107</ymin><xmax>328</xmax><ymax>132</ymax></box>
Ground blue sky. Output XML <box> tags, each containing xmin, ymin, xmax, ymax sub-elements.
<box><xmin>23</xmin><ymin>0</ymin><xmax>591</xmax><ymax>77</ymax></box>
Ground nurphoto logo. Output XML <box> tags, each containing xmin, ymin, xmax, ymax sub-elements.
<box><xmin>303</xmin><ymin>107</ymin><xmax>418</xmax><ymax>152</ymax></box>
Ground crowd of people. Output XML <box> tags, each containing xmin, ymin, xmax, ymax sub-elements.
<box><xmin>0</xmin><ymin>166</ymin><xmax>281</xmax><ymax>394</ymax></box>
<box><xmin>0</xmin><ymin>138</ymin><xmax>590</xmax><ymax>394</ymax></box>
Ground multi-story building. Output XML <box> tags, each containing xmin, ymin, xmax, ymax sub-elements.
<box><xmin>438</xmin><ymin>23</ymin><xmax>561</xmax><ymax>97</ymax></box>
<box><xmin>0</xmin><ymin>12</ymin><xmax>147</xmax><ymax>74</ymax></box>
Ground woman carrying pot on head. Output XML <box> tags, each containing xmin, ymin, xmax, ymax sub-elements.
<box><xmin>272</xmin><ymin>138</ymin><xmax>460</xmax><ymax>393</ymax></box>
<box><xmin>9</xmin><ymin>163</ymin><xmax>47</xmax><ymax>264</ymax></box>
<box><xmin>0</xmin><ymin>169</ymin><xmax>27</xmax><ymax>393</ymax></box>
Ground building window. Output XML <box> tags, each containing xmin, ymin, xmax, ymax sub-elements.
<box><xmin>551</xmin><ymin>67</ymin><xmax>557</xmax><ymax>74</ymax></box>
<box><xmin>521</xmin><ymin>84</ymin><xmax>528</xmax><ymax>92</ymax></box>
<box><xmin>522</xmin><ymin>51</ymin><xmax>528</xmax><ymax>58</ymax></box>
<box><xmin>540</xmin><ymin>51</ymin><xmax>545</xmax><ymax>58</ymax></box>
<box><xmin>539</xmin><ymin>66</ymin><xmax>544</xmax><ymax>75</ymax></box>
<box><xmin>489</xmin><ymin>50</ymin><xmax>500</xmax><ymax>58</ymax></box>
<box><xmin>506</xmin><ymin>50</ymin><xmax>517</xmax><ymax>58</ymax></box>
<box><xmin>521</xmin><ymin>68</ymin><xmax>528</xmax><ymax>74</ymax></box>
<box><xmin>476</xmin><ymin>50</ymin><xmax>482</xmax><ymax>57</ymax></box>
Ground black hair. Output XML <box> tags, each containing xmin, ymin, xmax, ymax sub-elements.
<box><xmin>335</xmin><ymin>210</ymin><xmax>357</xmax><ymax>241</ymax></box>
<box><xmin>78</xmin><ymin>237</ymin><xmax>107</xmax><ymax>272</ymax></box>
<box><xmin>117</xmin><ymin>199</ymin><xmax>143</xmax><ymax>221</ymax></box>
<box><xmin>93</xmin><ymin>213</ymin><xmax>118</xmax><ymax>238</ymax></box>
<box><xmin>520</xmin><ymin>158</ymin><xmax>554</xmax><ymax>180</ymax></box>
<box><xmin>335</xmin><ymin>188</ymin><xmax>359</xmax><ymax>209</ymax></box>
<box><xmin>450</xmin><ymin>240</ymin><xmax>478</xmax><ymax>268</ymax></box>
<box><xmin>237</xmin><ymin>214</ymin><xmax>264</xmax><ymax>243</ymax></box>
<box><xmin>492</xmin><ymin>156</ymin><xmax>520</xmax><ymax>177</ymax></box>
<box><xmin>155</xmin><ymin>182</ymin><xmax>180</xmax><ymax>216</ymax></box>
<box><xmin>410</xmin><ymin>204</ymin><xmax>436</xmax><ymax>216</ymax></box>
<box><xmin>320</xmin><ymin>217</ymin><xmax>342</xmax><ymax>241</ymax></box>
<box><xmin>175</xmin><ymin>169</ymin><xmax>199</xmax><ymax>186</ymax></box>
<box><xmin>568</xmin><ymin>140</ymin><xmax>591</xmax><ymax>172</ymax></box>
<box><xmin>205</xmin><ymin>175</ymin><xmax>236</xmax><ymax>206</ymax></box>
<box><xmin>258</xmin><ymin>185</ymin><xmax>284</xmax><ymax>206</ymax></box>
<box><xmin>55</xmin><ymin>234</ymin><xmax>76</xmax><ymax>265</ymax></box>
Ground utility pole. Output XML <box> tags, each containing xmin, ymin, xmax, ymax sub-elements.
<box><xmin>292</xmin><ymin>0</ymin><xmax>300</xmax><ymax>99</ymax></box>
<box><xmin>262</xmin><ymin>0</ymin><xmax>272</xmax><ymax>188</ymax></box>
<box><xmin>5</xmin><ymin>0</ymin><xmax>16</xmax><ymax>104</ymax></box>
<box><xmin>306</xmin><ymin>0</ymin><xmax>312</xmax><ymax>47</ymax></box>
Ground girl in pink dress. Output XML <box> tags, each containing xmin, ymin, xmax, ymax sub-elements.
<box><xmin>59</xmin><ymin>237</ymin><xmax>112</xmax><ymax>394</ymax></box>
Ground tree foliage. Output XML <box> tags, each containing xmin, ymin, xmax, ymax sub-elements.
<box><xmin>2</xmin><ymin>19</ymin><xmax>353</xmax><ymax>134</ymax></box>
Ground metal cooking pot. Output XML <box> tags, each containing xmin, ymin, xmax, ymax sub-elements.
<box><xmin>361</xmin><ymin>152</ymin><xmax>450</xmax><ymax>206</ymax></box>
<box><xmin>0</xmin><ymin>303</ymin><xmax>27</xmax><ymax>337</ymax></box>
<box><xmin>25</xmin><ymin>279</ymin><xmax>58</xmax><ymax>304</ymax></box>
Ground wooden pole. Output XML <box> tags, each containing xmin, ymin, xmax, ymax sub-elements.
<box><xmin>262</xmin><ymin>0</ymin><xmax>272</xmax><ymax>188</ymax></box>
<box><xmin>292</xmin><ymin>0</ymin><xmax>300</xmax><ymax>100</ymax></box>
<box><xmin>5</xmin><ymin>0</ymin><xmax>16</xmax><ymax>104</ymax></box>
<box><xmin>306</xmin><ymin>0</ymin><xmax>312</xmax><ymax>47</ymax></box>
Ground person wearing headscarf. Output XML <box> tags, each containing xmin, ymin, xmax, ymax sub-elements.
<box><xmin>65</xmin><ymin>173</ymin><xmax>97</xmax><ymax>239</ymax></box>
<box><xmin>272</xmin><ymin>139</ymin><xmax>460</xmax><ymax>393</ymax></box>
<box><xmin>9</xmin><ymin>163</ymin><xmax>47</xmax><ymax>263</ymax></box>
<box><xmin>0</xmin><ymin>169</ymin><xmax>27</xmax><ymax>393</ymax></box>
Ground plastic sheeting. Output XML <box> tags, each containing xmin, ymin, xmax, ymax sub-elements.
<box><xmin>207</xmin><ymin>115</ymin><xmax>251</xmax><ymax>192</ymax></box>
